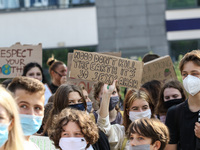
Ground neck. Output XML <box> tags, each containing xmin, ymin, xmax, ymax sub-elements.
<box><xmin>109</xmin><ymin>108</ymin><xmax>117</xmax><ymax>122</ymax></box>
<box><xmin>188</xmin><ymin>93</ymin><xmax>200</xmax><ymax>112</ymax></box>
<box><xmin>52</xmin><ymin>79</ymin><xmax>60</xmax><ymax>87</ymax></box>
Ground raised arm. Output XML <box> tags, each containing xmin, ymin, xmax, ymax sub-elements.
<box><xmin>99</xmin><ymin>80</ymin><xmax>117</xmax><ymax>118</ymax></box>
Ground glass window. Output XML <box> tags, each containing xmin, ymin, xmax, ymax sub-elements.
<box><xmin>169</xmin><ymin>39</ymin><xmax>199</xmax><ymax>61</ymax></box>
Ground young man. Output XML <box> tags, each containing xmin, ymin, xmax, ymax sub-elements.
<box><xmin>165</xmin><ymin>50</ymin><xmax>200</xmax><ymax>150</ymax></box>
<box><xmin>8</xmin><ymin>76</ymin><xmax>45</xmax><ymax>150</ymax></box>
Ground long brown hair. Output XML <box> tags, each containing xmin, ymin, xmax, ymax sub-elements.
<box><xmin>43</xmin><ymin>84</ymin><xmax>87</xmax><ymax>135</ymax></box>
<box><xmin>123</xmin><ymin>89</ymin><xmax>154</xmax><ymax>132</ymax></box>
<box><xmin>156</xmin><ymin>79</ymin><xmax>187</xmax><ymax>115</ymax></box>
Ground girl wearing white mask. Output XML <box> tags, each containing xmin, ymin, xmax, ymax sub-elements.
<box><xmin>165</xmin><ymin>50</ymin><xmax>200</xmax><ymax>150</ymax></box>
<box><xmin>48</xmin><ymin>108</ymin><xmax>99</xmax><ymax>150</ymax></box>
<box><xmin>97</xmin><ymin>80</ymin><xmax>154</xmax><ymax>150</ymax></box>
<box><xmin>127</xmin><ymin>118</ymin><xmax>169</xmax><ymax>150</ymax></box>
<box><xmin>0</xmin><ymin>86</ymin><xmax>24</xmax><ymax>150</ymax></box>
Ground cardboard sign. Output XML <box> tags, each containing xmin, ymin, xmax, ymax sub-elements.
<box><xmin>30</xmin><ymin>135</ymin><xmax>58</xmax><ymax>150</ymax></box>
<box><xmin>141</xmin><ymin>55</ymin><xmax>177</xmax><ymax>85</ymax></box>
<box><xmin>0</xmin><ymin>43</ymin><xmax>42</xmax><ymax>78</ymax></box>
<box><xmin>70</xmin><ymin>50</ymin><xmax>143</xmax><ymax>89</ymax></box>
<box><xmin>67</xmin><ymin>52</ymin><xmax>121</xmax><ymax>94</ymax></box>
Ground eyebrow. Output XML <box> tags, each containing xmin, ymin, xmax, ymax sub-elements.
<box><xmin>18</xmin><ymin>101</ymin><xmax>30</xmax><ymax>105</ymax></box>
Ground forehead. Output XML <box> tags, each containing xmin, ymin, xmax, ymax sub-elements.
<box><xmin>56</xmin><ymin>64</ymin><xmax>66</xmax><ymax>70</ymax></box>
<box><xmin>14</xmin><ymin>89</ymin><xmax>45</xmax><ymax>106</ymax></box>
<box><xmin>68</xmin><ymin>92</ymin><xmax>81</xmax><ymax>100</ymax></box>
<box><xmin>182</xmin><ymin>61</ymin><xmax>200</xmax><ymax>72</ymax></box>
<box><xmin>62</xmin><ymin>121</ymin><xmax>81</xmax><ymax>131</ymax></box>
<box><xmin>130</xmin><ymin>99</ymin><xmax>149</xmax><ymax>108</ymax></box>
<box><xmin>164</xmin><ymin>88</ymin><xmax>181</xmax><ymax>96</ymax></box>
<box><xmin>82</xmin><ymin>90</ymin><xmax>88</xmax><ymax>96</ymax></box>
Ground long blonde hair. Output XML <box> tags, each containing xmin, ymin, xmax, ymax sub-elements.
<box><xmin>0</xmin><ymin>86</ymin><xmax>24</xmax><ymax>150</ymax></box>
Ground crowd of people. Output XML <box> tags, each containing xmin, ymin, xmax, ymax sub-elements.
<box><xmin>1</xmin><ymin>50</ymin><xmax>200</xmax><ymax>150</ymax></box>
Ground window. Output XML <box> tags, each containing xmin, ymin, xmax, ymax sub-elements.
<box><xmin>0</xmin><ymin>0</ymin><xmax>95</xmax><ymax>12</ymax></box>
<box><xmin>169</xmin><ymin>39</ymin><xmax>200</xmax><ymax>61</ymax></box>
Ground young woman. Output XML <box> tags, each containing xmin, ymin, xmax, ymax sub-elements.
<box><xmin>97</xmin><ymin>80</ymin><xmax>154</xmax><ymax>150</ymax></box>
<box><xmin>156</xmin><ymin>79</ymin><xmax>186</xmax><ymax>123</ymax></box>
<box><xmin>93</xmin><ymin>82</ymin><xmax>123</xmax><ymax>125</ymax></box>
<box><xmin>43</xmin><ymin>84</ymin><xmax>110</xmax><ymax>150</ymax></box>
<box><xmin>127</xmin><ymin>118</ymin><xmax>169</xmax><ymax>150</ymax></box>
<box><xmin>48</xmin><ymin>108</ymin><xmax>99</xmax><ymax>150</ymax></box>
<box><xmin>0</xmin><ymin>86</ymin><xmax>24</xmax><ymax>150</ymax></box>
<box><xmin>46</xmin><ymin>56</ymin><xmax>67</xmax><ymax>93</ymax></box>
<box><xmin>22</xmin><ymin>62</ymin><xmax>52</xmax><ymax>105</ymax></box>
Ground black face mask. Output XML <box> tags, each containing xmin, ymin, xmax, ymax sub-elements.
<box><xmin>100</xmin><ymin>96</ymin><xmax>119</xmax><ymax>111</ymax></box>
<box><xmin>164</xmin><ymin>98</ymin><xmax>184</xmax><ymax>109</ymax></box>
<box><xmin>69</xmin><ymin>103</ymin><xmax>85</xmax><ymax>111</ymax></box>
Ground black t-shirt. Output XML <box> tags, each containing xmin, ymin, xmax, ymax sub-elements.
<box><xmin>48</xmin><ymin>83</ymin><xmax>58</xmax><ymax>94</ymax></box>
<box><xmin>165</xmin><ymin>100</ymin><xmax>198</xmax><ymax>150</ymax></box>
<box><xmin>92</xmin><ymin>130</ymin><xmax>110</xmax><ymax>150</ymax></box>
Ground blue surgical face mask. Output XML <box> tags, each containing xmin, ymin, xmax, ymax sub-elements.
<box><xmin>0</xmin><ymin>123</ymin><xmax>10</xmax><ymax>147</ymax></box>
<box><xmin>19</xmin><ymin>114</ymin><xmax>43</xmax><ymax>136</ymax></box>
<box><xmin>69</xmin><ymin>103</ymin><xmax>85</xmax><ymax>111</ymax></box>
<box><xmin>86</xmin><ymin>101</ymin><xmax>93</xmax><ymax>112</ymax></box>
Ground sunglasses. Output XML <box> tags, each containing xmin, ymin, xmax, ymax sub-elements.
<box><xmin>53</xmin><ymin>70</ymin><xmax>63</xmax><ymax>77</ymax></box>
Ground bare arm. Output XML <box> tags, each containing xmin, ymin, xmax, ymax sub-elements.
<box><xmin>99</xmin><ymin>80</ymin><xmax>117</xmax><ymax>118</ymax></box>
<box><xmin>165</xmin><ymin>144</ymin><xmax>177</xmax><ymax>150</ymax></box>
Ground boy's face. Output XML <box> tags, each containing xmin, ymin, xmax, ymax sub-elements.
<box><xmin>14</xmin><ymin>89</ymin><xmax>44</xmax><ymax>116</ymax></box>
<box><xmin>129</xmin><ymin>132</ymin><xmax>160</xmax><ymax>150</ymax></box>
<box><xmin>181</xmin><ymin>61</ymin><xmax>200</xmax><ymax>80</ymax></box>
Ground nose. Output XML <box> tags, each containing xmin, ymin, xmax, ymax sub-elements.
<box><xmin>130</xmin><ymin>139</ymin><xmax>137</xmax><ymax>146</ymax></box>
<box><xmin>138</xmin><ymin>108</ymin><xmax>143</xmax><ymax>112</ymax></box>
<box><xmin>27</xmin><ymin>108</ymin><xmax>35</xmax><ymax>116</ymax></box>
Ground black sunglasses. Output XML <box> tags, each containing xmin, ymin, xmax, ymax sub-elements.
<box><xmin>53</xmin><ymin>70</ymin><xmax>63</xmax><ymax>77</ymax></box>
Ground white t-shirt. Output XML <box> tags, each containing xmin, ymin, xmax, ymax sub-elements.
<box><xmin>24</xmin><ymin>140</ymin><xmax>40</xmax><ymax>150</ymax></box>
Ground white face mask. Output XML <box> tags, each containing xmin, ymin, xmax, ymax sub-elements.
<box><xmin>59</xmin><ymin>137</ymin><xmax>87</xmax><ymax>150</ymax></box>
<box><xmin>129</xmin><ymin>144</ymin><xmax>150</xmax><ymax>150</ymax></box>
<box><xmin>129</xmin><ymin>109</ymin><xmax>151</xmax><ymax>122</ymax></box>
<box><xmin>183</xmin><ymin>75</ymin><xmax>200</xmax><ymax>96</ymax></box>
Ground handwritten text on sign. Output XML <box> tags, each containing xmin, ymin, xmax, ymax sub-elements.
<box><xmin>70</xmin><ymin>50</ymin><xmax>143</xmax><ymax>89</ymax></box>
<box><xmin>0</xmin><ymin>43</ymin><xmax>42</xmax><ymax>78</ymax></box>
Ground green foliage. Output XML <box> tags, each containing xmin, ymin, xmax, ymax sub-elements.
<box><xmin>173</xmin><ymin>54</ymin><xmax>183</xmax><ymax>83</ymax></box>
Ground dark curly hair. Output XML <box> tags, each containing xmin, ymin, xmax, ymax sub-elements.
<box><xmin>48</xmin><ymin>108</ymin><xmax>99</xmax><ymax>149</ymax></box>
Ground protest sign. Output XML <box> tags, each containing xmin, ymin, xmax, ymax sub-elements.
<box><xmin>70</xmin><ymin>50</ymin><xmax>143</xmax><ymax>89</ymax></box>
<box><xmin>0</xmin><ymin>42</ymin><xmax>42</xmax><ymax>78</ymax></box>
<box><xmin>141</xmin><ymin>55</ymin><xmax>177</xmax><ymax>84</ymax></box>
<box><xmin>67</xmin><ymin>52</ymin><xmax>121</xmax><ymax>94</ymax></box>
<box><xmin>30</xmin><ymin>135</ymin><xmax>58</xmax><ymax>150</ymax></box>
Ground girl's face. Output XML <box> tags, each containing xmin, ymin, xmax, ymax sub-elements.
<box><xmin>129</xmin><ymin>99</ymin><xmax>150</xmax><ymax>112</ymax></box>
<box><xmin>61</xmin><ymin>121</ymin><xmax>83</xmax><ymax>138</ymax></box>
<box><xmin>53</xmin><ymin>64</ymin><xmax>67</xmax><ymax>81</ymax></box>
<box><xmin>68</xmin><ymin>92</ymin><xmax>84</xmax><ymax>105</ymax></box>
<box><xmin>163</xmin><ymin>87</ymin><xmax>182</xmax><ymax>102</ymax></box>
<box><xmin>26</xmin><ymin>67</ymin><xmax>42</xmax><ymax>81</ymax></box>
<box><xmin>0</xmin><ymin>104</ymin><xmax>10</xmax><ymax>124</ymax></box>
